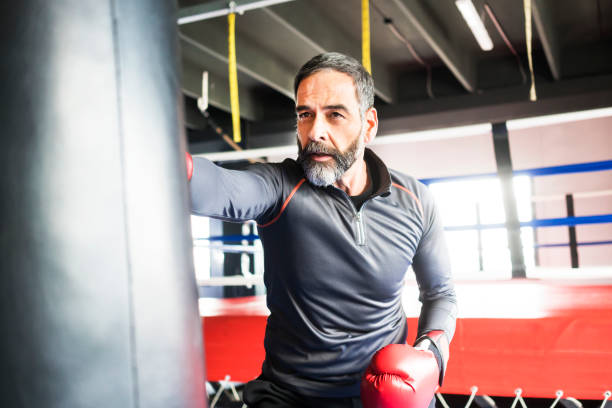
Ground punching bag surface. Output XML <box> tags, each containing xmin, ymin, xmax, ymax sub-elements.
<box><xmin>0</xmin><ymin>1</ymin><xmax>206</xmax><ymax>407</ymax></box>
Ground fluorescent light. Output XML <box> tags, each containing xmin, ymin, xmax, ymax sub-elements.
<box><xmin>455</xmin><ymin>0</ymin><xmax>494</xmax><ymax>51</ymax></box>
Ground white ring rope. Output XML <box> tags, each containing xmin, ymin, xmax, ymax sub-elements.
<box><xmin>194</xmin><ymin>243</ymin><xmax>261</xmax><ymax>254</ymax></box>
<box><xmin>197</xmin><ymin>266</ymin><xmax>612</xmax><ymax>286</ymax></box>
<box><xmin>464</xmin><ymin>386</ymin><xmax>478</xmax><ymax>408</ymax></box>
<box><xmin>531</xmin><ymin>189</ymin><xmax>612</xmax><ymax>203</ymax></box>
<box><xmin>198</xmin><ymin>275</ymin><xmax>263</xmax><ymax>287</ymax></box>
<box><xmin>549</xmin><ymin>390</ymin><xmax>564</xmax><ymax>408</ymax></box>
<box><xmin>601</xmin><ymin>390</ymin><xmax>611</xmax><ymax>408</ymax></box>
<box><xmin>209</xmin><ymin>376</ymin><xmax>242</xmax><ymax>408</ymax></box>
<box><xmin>205</xmin><ymin>379</ymin><xmax>610</xmax><ymax>407</ymax></box>
<box><xmin>436</xmin><ymin>392</ymin><xmax>451</xmax><ymax>408</ymax></box>
<box><xmin>511</xmin><ymin>388</ymin><xmax>528</xmax><ymax>408</ymax></box>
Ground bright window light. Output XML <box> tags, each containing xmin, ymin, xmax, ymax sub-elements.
<box><xmin>429</xmin><ymin>176</ymin><xmax>535</xmax><ymax>276</ymax></box>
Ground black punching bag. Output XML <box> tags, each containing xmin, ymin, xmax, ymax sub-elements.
<box><xmin>0</xmin><ymin>1</ymin><xmax>207</xmax><ymax>407</ymax></box>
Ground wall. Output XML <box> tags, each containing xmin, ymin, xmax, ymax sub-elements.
<box><xmin>370</xmin><ymin>114</ymin><xmax>612</xmax><ymax>268</ymax></box>
<box><xmin>510</xmin><ymin>115</ymin><xmax>612</xmax><ymax>267</ymax></box>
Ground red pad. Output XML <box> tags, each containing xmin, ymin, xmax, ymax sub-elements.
<box><xmin>201</xmin><ymin>279</ymin><xmax>612</xmax><ymax>399</ymax></box>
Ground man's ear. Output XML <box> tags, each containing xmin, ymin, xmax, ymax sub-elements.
<box><xmin>364</xmin><ymin>107</ymin><xmax>378</xmax><ymax>145</ymax></box>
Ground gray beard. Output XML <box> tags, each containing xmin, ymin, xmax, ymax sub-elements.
<box><xmin>297</xmin><ymin>129</ymin><xmax>365</xmax><ymax>187</ymax></box>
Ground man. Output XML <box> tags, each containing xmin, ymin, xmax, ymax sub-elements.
<box><xmin>188</xmin><ymin>52</ymin><xmax>457</xmax><ymax>407</ymax></box>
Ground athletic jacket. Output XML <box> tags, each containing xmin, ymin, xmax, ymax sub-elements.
<box><xmin>190</xmin><ymin>148</ymin><xmax>457</xmax><ymax>398</ymax></box>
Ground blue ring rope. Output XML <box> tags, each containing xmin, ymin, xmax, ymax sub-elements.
<box><xmin>535</xmin><ymin>240</ymin><xmax>612</xmax><ymax>248</ymax></box>
<box><xmin>443</xmin><ymin>214</ymin><xmax>612</xmax><ymax>231</ymax></box>
<box><xmin>196</xmin><ymin>215</ymin><xmax>612</xmax><ymax>240</ymax></box>
<box><xmin>195</xmin><ymin>162</ymin><xmax>612</xmax><ymax>240</ymax></box>
<box><xmin>420</xmin><ymin>160</ymin><xmax>612</xmax><ymax>185</ymax></box>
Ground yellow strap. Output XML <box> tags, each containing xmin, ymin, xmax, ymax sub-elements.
<box><xmin>228</xmin><ymin>12</ymin><xmax>241</xmax><ymax>143</ymax></box>
<box><xmin>361</xmin><ymin>0</ymin><xmax>371</xmax><ymax>74</ymax></box>
<box><xmin>524</xmin><ymin>0</ymin><xmax>537</xmax><ymax>101</ymax></box>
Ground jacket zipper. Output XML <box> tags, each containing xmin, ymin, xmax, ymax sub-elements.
<box><xmin>334</xmin><ymin>188</ymin><xmax>373</xmax><ymax>246</ymax></box>
<box><xmin>354</xmin><ymin>198</ymin><xmax>373</xmax><ymax>246</ymax></box>
<box><xmin>355</xmin><ymin>210</ymin><xmax>366</xmax><ymax>246</ymax></box>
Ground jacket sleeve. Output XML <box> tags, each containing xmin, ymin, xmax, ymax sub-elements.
<box><xmin>411</xmin><ymin>185</ymin><xmax>458</xmax><ymax>343</ymax></box>
<box><xmin>189</xmin><ymin>157</ymin><xmax>284</xmax><ymax>224</ymax></box>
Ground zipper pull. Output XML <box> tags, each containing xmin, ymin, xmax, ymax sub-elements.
<box><xmin>355</xmin><ymin>211</ymin><xmax>366</xmax><ymax>246</ymax></box>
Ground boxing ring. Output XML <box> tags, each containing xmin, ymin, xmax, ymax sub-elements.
<box><xmin>196</xmin><ymin>158</ymin><xmax>612</xmax><ymax>406</ymax></box>
<box><xmin>199</xmin><ymin>273</ymin><xmax>612</xmax><ymax>404</ymax></box>
<box><xmin>6</xmin><ymin>1</ymin><xmax>610</xmax><ymax>407</ymax></box>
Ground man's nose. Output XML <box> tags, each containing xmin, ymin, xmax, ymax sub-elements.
<box><xmin>308</xmin><ymin>114</ymin><xmax>329</xmax><ymax>142</ymax></box>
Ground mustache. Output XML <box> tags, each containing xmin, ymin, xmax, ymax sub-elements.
<box><xmin>300</xmin><ymin>142</ymin><xmax>338</xmax><ymax>157</ymax></box>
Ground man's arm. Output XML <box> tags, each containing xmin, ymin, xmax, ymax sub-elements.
<box><xmin>411</xmin><ymin>185</ymin><xmax>457</xmax><ymax>385</ymax></box>
<box><xmin>188</xmin><ymin>155</ymin><xmax>283</xmax><ymax>223</ymax></box>
<box><xmin>360</xmin><ymin>185</ymin><xmax>457</xmax><ymax>407</ymax></box>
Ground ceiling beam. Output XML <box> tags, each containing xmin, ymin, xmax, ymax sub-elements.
<box><xmin>179</xmin><ymin>19</ymin><xmax>295</xmax><ymax>99</ymax></box>
<box><xmin>389</xmin><ymin>0</ymin><xmax>477</xmax><ymax>92</ymax></box>
<box><xmin>379</xmin><ymin>74</ymin><xmax>612</xmax><ymax>134</ymax></box>
<box><xmin>532</xmin><ymin>0</ymin><xmax>561</xmax><ymax>80</ymax></box>
<box><xmin>177</xmin><ymin>0</ymin><xmax>297</xmax><ymax>25</ymax></box>
<box><xmin>196</xmin><ymin>74</ymin><xmax>612</xmax><ymax>153</ymax></box>
<box><xmin>192</xmin><ymin>72</ymin><xmax>612</xmax><ymax>157</ymax></box>
<box><xmin>262</xmin><ymin>2</ymin><xmax>395</xmax><ymax>103</ymax></box>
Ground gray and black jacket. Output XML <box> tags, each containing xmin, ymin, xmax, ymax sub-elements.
<box><xmin>190</xmin><ymin>148</ymin><xmax>457</xmax><ymax>398</ymax></box>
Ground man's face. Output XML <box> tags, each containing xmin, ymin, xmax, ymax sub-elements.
<box><xmin>295</xmin><ymin>70</ymin><xmax>368</xmax><ymax>186</ymax></box>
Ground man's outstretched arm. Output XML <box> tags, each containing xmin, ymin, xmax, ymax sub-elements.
<box><xmin>186</xmin><ymin>153</ymin><xmax>283</xmax><ymax>224</ymax></box>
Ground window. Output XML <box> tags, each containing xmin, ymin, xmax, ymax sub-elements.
<box><xmin>428</xmin><ymin>176</ymin><xmax>535</xmax><ymax>277</ymax></box>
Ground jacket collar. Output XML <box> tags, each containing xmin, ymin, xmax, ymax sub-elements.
<box><xmin>364</xmin><ymin>148</ymin><xmax>392</xmax><ymax>198</ymax></box>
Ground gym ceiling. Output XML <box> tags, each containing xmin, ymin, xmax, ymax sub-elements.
<box><xmin>178</xmin><ymin>0</ymin><xmax>612</xmax><ymax>155</ymax></box>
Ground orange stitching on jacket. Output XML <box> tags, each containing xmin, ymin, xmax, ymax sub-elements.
<box><xmin>258</xmin><ymin>178</ymin><xmax>307</xmax><ymax>228</ymax></box>
<box><xmin>392</xmin><ymin>183</ymin><xmax>424</xmax><ymax>217</ymax></box>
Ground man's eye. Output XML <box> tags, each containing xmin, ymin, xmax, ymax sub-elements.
<box><xmin>297</xmin><ymin>112</ymin><xmax>311</xmax><ymax>120</ymax></box>
<box><xmin>330</xmin><ymin>112</ymin><xmax>344</xmax><ymax>119</ymax></box>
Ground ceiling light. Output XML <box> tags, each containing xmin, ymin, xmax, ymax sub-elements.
<box><xmin>455</xmin><ymin>0</ymin><xmax>494</xmax><ymax>51</ymax></box>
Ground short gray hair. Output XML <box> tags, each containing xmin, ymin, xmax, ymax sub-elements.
<box><xmin>294</xmin><ymin>52</ymin><xmax>375</xmax><ymax>115</ymax></box>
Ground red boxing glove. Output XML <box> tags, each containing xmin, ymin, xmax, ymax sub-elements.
<box><xmin>361</xmin><ymin>344</ymin><xmax>439</xmax><ymax>408</ymax></box>
<box><xmin>185</xmin><ymin>152</ymin><xmax>193</xmax><ymax>181</ymax></box>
